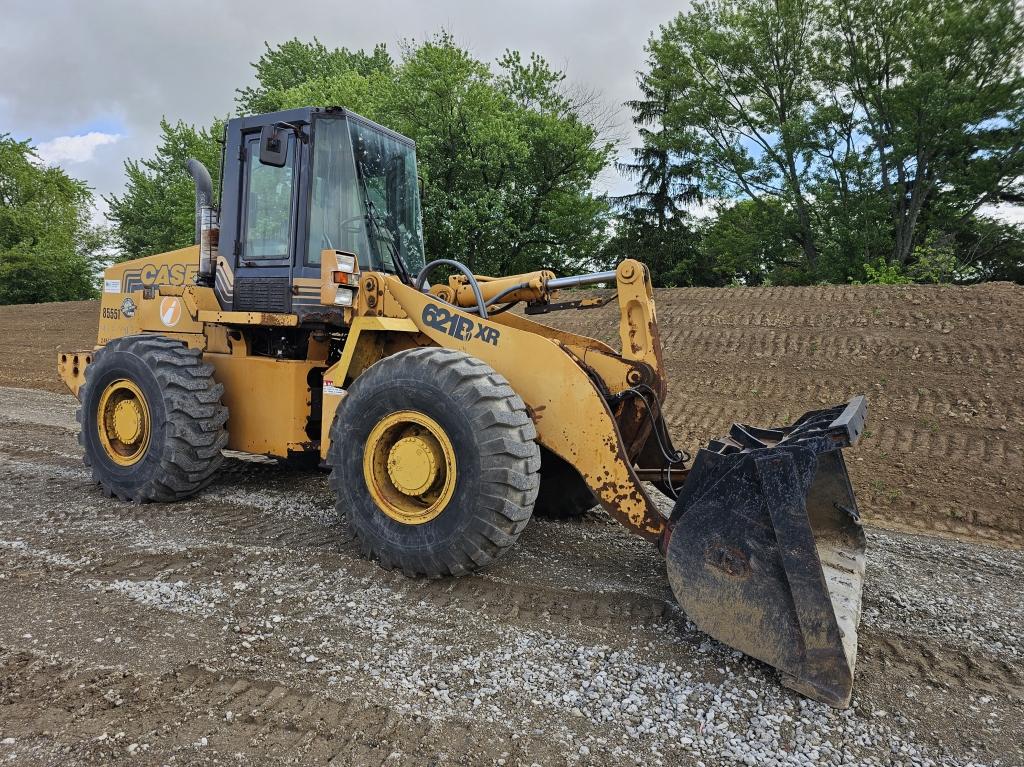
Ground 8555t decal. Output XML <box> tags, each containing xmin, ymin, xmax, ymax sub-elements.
<box><xmin>421</xmin><ymin>303</ymin><xmax>501</xmax><ymax>346</ymax></box>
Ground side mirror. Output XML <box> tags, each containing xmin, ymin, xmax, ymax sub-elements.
<box><xmin>417</xmin><ymin>175</ymin><xmax>425</xmax><ymax>202</ymax></box>
<box><xmin>259</xmin><ymin>125</ymin><xmax>288</xmax><ymax>167</ymax></box>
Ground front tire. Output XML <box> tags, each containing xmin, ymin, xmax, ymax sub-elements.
<box><xmin>328</xmin><ymin>347</ymin><xmax>540</xmax><ymax>577</ymax></box>
<box><xmin>78</xmin><ymin>334</ymin><xmax>228</xmax><ymax>502</ymax></box>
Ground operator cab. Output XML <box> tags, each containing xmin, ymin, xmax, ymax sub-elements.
<box><xmin>216</xmin><ymin>106</ymin><xmax>424</xmax><ymax>319</ymax></box>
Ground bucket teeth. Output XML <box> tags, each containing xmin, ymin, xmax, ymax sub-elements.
<box><xmin>704</xmin><ymin>396</ymin><xmax>867</xmax><ymax>456</ymax></box>
<box><xmin>666</xmin><ymin>396</ymin><xmax>868</xmax><ymax>708</ymax></box>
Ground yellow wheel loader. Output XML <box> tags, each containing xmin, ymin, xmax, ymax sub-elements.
<box><xmin>58</xmin><ymin>107</ymin><xmax>868</xmax><ymax>707</ymax></box>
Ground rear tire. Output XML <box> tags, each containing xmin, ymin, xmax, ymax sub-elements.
<box><xmin>328</xmin><ymin>347</ymin><xmax>540</xmax><ymax>577</ymax></box>
<box><xmin>532</xmin><ymin>446</ymin><xmax>597</xmax><ymax>520</ymax></box>
<box><xmin>78</xmin><ymin>334</ymin><xmax>228</xmax><ymax>502</ymax></box>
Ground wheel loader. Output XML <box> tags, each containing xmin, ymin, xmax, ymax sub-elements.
<box><xmin>57</xmin><ymin>106</ymin><xmax>868</xmax><ymax>708</ymax></box>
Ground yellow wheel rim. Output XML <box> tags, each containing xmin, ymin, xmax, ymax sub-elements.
<box><xmin>363</xmin><ymin>410</ymin><xmax>457</xmax><ymax>525</ymax></box>
<box><xmin>96</xmin><ymin>379</ymin><xmax>151</xmax><ymax>466</ymax></box>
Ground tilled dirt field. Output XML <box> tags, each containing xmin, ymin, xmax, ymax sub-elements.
<box><xmin>0</xmin><ymin>284</ymin><xmax>1022</xmax><ymax>766</ymax></box>
<box><xmin>548</xmin><ymin>281</ymin><xmax>1024</xmax><ymax>547</ymax></box>
<box><xmin>4</xmin><ymin>282</ymin><xmax>1022</xmax><ymax>544</ymax></box>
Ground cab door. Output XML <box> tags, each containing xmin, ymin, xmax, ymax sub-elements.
<box><xmin>231</xmin><ymin>131</ymin><xmax>299</xmax><ymax>313</ymax></box>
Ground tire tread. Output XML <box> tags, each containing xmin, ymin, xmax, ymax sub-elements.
<box><xmin>328</xmin><ymin>347</ymin><xmax>540</xmax><ymax>577</ymax></box>
<box><xmin>78</xmin><ymin>334</ymin><xmax>228</xmax><ymax>503</ymax></box>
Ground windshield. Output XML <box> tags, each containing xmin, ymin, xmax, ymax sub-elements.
<box><xmin>350</xmin><ymin>119</ymin><xmax>425</xmax><ymax>276</ymax></box>
<box><xmin>305</xmin><ymin>116</ymin><xmax>424</xmax><ymax>276</ymax></box>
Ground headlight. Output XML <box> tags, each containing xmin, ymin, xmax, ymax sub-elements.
<box><xmin>338</xmin><ymin>254</ymin><xmax>357</xmax><ymax>273</ymax></box>
<box><xmin>334</xmin><ymin>287</ymin><xmax>355</xmax><ymax>307</ymax></box>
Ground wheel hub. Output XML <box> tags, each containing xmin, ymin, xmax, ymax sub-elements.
<box><xmin>112</xmin><ymin>398</ymin><xmax>144</xmax><ymax>444</ymax></box>
<box><xmin>96</xmin><ymin>379</ymin><xmax>151</xmax><ymax>466</ymax></box>
<box><xmin>387</xmin><ymin>435</ymin><xmax>441</xmax><ymax>496</ymax></box>
<box><xmin>363</xmin><ymin>410</ymin><xmax>457</xmax><ymax>525</ymax></box>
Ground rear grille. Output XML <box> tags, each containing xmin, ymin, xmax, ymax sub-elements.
<box><xmin>233</xmin><ymin>277</ymin><xmax>290</xmax><ymax>313</ymax></box>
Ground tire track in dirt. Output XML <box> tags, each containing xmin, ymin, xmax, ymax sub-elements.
<box><xmin>0</xmin><ymin>443</ymin><xmax>672</xmax><ymax>636</ymax></box>
<box><xmin>0</xmin><ymin>648</ymin><xmax>540</xmax><ymax>765</ymax></box>
<box><xmin>859</xmin><ymin>631</ymin><xmax>1024</xmax><ymax>701</ymax></box>
<box><xmin>658</xmin><ymin>328</ymin><xmax>1021</xmax><ymax>369</ymax></box>
<box><xmin>5</xmin><ymin>428</ymin><xmax>1022</xmax><ymax>715</ymax></box>
<box><xmin>534</xmin><ymin>282</ymin><xmax>1024</xmax><ymax>546</ymax></box>
<box><xmin>2</xmin><ymin>387</ymin><xmax>1024</xmax><ymax>764</ymax></box>
<box><xmin>6</xmin><ymin>281</ymin><xmax>1024</xmax><ymax>543</ymax></box>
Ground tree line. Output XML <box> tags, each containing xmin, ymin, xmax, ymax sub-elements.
<box><xmin>609</xmin><ymin>0</ymin><xmax>1024</xmax><ymax>286</ymax></box>
<box><xmin>2</xmin><ymin>0</ymin><xmax>1022</xmax><ymax>304</ymax></box>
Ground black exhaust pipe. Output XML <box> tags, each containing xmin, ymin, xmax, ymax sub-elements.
<box><xmin>185</xmin><ymin>158</ymin><xmax>213</xmax><ymax>240</ymax></box>
<box><xmin>186</xmin><ymin>158</ymin><xmax>217</xmax><ymax>287</ymax></box>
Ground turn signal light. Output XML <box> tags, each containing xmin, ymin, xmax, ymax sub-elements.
<box><xmin>332</xmin><ymin>271</ymin><xmax>357</xmax><ymax>286</ymax></box>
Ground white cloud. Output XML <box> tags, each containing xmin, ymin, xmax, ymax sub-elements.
<box><xmin>35</xmin><ymin>131</ymin><xmax>121</xmax><ymax>165</ymax></box>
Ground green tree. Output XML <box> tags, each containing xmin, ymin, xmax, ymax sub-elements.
<box><xmin>602</xmin><ymin>210</ymin><xmax>712</xmax><ymax>286</ymax></box>
<box><xmin>616</xmin><ymin>52</ymin><xmax>701</xmax><ymax>227</ymax></box>
<box><xmin>641</xmin><ymin>0</ymin><xmax>1024</xmax><ymax>284</ymax></box>
<box><xmin>606</xmin><ymin>44</ymin><xmax>705</xmax><ymax>286</ymax></box>
<box><xmin>236</xmin><ymin>38</ymin><xmax>394</xmax><ymax>114</ymax></box>
<box><xmin>700</xmin><ymin>199</ymin><xmax>805</xmax><ymax>285</ymax></box>
<box><xmin>261</xmin><ymin>35</ymin><xmax>613</xmax><ymax>275</ymax></box>
<box><xmin>109</xmin><ymin>35</ymin><xmax>612</xmax><ymax>277</ymax></box>
<box><xmin>805</xmin><ymin>94</ymin><xmax>893</xmax><ymax>281</ymax></box>
<box><xmin>105</xmin><ymin>118</ymin><xmax>223</xmax><ymax>261</ymax></box>
<box><xmin>922</xmin><ymin>215</ymin><xmax>1024</xmax><ymax>283</ymax></box>
<box><xmin>650</xmin><ymin>0</ymin><xmax>824</xmax><ymax>275</ymax></box>
<box><xmin>966</xmin><ymin>218</ymin><xmax>1024</xmax><ymax>283</ymax></box>
<box><xmin>825</xmin><ymin>0</ymin><xmax>1024</xmax><ymax>267</ymax></box>
<box><xmin>0</xmin><ymin>134</ymin><xmax>106</xmax><ymax>304</ymax></box>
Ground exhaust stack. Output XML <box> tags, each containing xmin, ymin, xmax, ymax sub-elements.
<box><xmin>186</xmin><ymin>158</ymin><xmax>218</xmax><ymax>287</ymax></box>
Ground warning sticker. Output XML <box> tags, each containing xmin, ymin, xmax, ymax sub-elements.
<box><xmin>103</xmin><ymin>278</ymin><xmax>122</xmax><ymax>293</ymax></box>
<box><xmin>323</xmin><ymin>380</ymin><xmax>345</xmax><ymax>397</ymax></box>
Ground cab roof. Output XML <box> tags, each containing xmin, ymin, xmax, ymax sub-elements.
<box><xmin>226</xmin><ymin>107</ymin><xmax>415</xmax><ymax>148</ymax></box>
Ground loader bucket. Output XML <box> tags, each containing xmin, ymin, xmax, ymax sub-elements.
<box><xmin>665</xmin><ymin>397</ymin><xmax>867</xmax><ymax>708</ymax></box>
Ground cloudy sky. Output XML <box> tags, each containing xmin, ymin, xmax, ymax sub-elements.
<box><xmin>1</xmin><ymin>0</ymin><xmax>688</xmax><ymax>221</ymax></box>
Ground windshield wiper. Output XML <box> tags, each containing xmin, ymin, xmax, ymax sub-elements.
<box><xmin>356</xmin><ymin>161</ymin><xmax>412</xmax><ymax>285</ymax></box>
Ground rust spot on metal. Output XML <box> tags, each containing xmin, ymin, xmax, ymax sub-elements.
<box><xmin>295</xmin><ymin>306</ymin><xmax>345</xmax><ymax>326</ymax></box>
<box><xmin>586</xmin><ymin>416</ymin><xmax>667</xmax><ymax>540</ymax></box>
<box><xmin>261</xmin><ymin>313</ymin><xmax>296</xmax><ymax>327</ymax></box>
<box><xmin>707</xmin><ymin>543</ymin><xmax>751</xmax><ymax>577</ymax></box>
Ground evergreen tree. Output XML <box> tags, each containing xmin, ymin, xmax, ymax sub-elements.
<box><xmin>604</xmin><ymin>58</ymin><xmax>704</xmax><ymax>286</ymax></box>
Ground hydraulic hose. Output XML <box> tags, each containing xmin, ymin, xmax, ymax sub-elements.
<box><xmin>415</xmin><ymin>259</ymin><xmax>489</xmax><ymax>319</ymax></box>
<box><xmin>610</xmin><ymin>383</ymin><xmax>690</xmax><ymax>498</ymax></box>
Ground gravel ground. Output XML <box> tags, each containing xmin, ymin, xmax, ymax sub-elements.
<box><xmin>0</xmin><ymin>386</ymin><xmax>1022</xmax><ymax>766</ymax></box>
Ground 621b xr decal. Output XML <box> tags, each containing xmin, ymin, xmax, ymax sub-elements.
<box><xmin>421</xmin><ymin>303</ymin><xmax>501</xmax><ymax>346</ymax></box>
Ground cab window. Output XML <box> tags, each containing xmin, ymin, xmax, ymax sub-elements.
<box><xmin>243</xmin><ymin>134</ymin><xmax>295</xmax><ymax>261</ymax></box>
